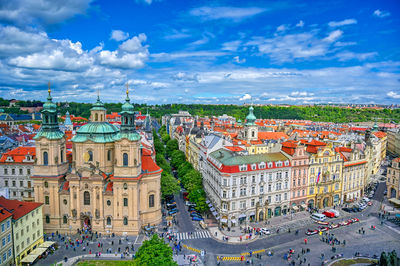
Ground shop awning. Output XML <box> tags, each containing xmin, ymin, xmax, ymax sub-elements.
<box><xmin>215</xmin><ymin>216</ymin><xmax>220</xmax><ymax>220</ymax></box>
<box><xmin>208</xmin><ymin>203</ymin><xmax>213</xmax><ymax>207</ymax></box>
<box><xmin>292</xmin><ymin>206</ymin><xmax>299</xmax><ymax>211</ymax></box>
<box><xmin>210</xmin><ymin>207</ymin><xmax>215</xmax><ymax>212</ymax></box>
<box><xmin>221</xmin><ymin>218</ymin><xmax>228</xmax><ymax>223</ymax></box>
<box><xmin>206</xmin><ymin>200</ymin><xmax>210</xmax><ymax>204</ymax></box>
<box><xmin>301</xmin><ymin>204</ymin><xmax>307</xmax><ymax>209</ymax></box>
<box><xmin>21</xmin><ymin>254</ymin><xmax>40</xmax><ymax>264</ymax></box>
<box><xmin>389</xmin><ymin>198</ymin><xmax>400</xmax><ymax>206</ymax></box>
<box><xmin>40</xmin><ymin>241</ymin><xmax>56</xmax><ymax>248</ymax></box>
<box><xmin>238</xmin><ymin>214</ymin><xmax>246</xmax><ymax>219</ymax></box>
<box><xmin>231</xmin><ymin>219</ymin><xmax>237</xmax><ymax>223</ymax></box>
<box><xmin>30</xmin><ymin>247</ymin><xmax>48</xmax><ymax>256</ymax></box>
<box><xmin>248</xmin><ymin>212</ymin><xmax>255</xmax><ymax>216</ymax></box>
<box><xmin>212</xmin><ymin>211</ymin><xmax>218</xmax><ymax>216</ymax></box>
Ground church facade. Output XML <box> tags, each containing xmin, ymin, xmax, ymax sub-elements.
<box><xmin>32</xmin><ymin>87</ymin><xmax>162</xmax><ymax>235</ymax></box>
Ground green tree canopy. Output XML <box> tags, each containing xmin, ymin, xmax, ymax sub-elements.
<box><xmin>134</xmin><ymin>234</ymin><xmax>177</xmax><ymax>266</ymax></box>
<box><xmin>161</xmin><ymin>172</ymin><xmax>180</xmax><ymax>199</ymax></box>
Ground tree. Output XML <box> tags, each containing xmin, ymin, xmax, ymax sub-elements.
<box><xmin>170</xmin><ymin>150</ymin><xmax>185</xmax><ymax>168</ymax></box>
<box><xmin>166</xmin><ymin>139</ymin><xmax>179</xmax><ymax>157</ymax></box>
<box><xmin>162</xmin><ymin>133</ymin><xmax>170</xmax><ymax>143</ymax></box>
<box><xmin>134</xmin><ymin>234</ymin><xmax>177</xmax><ymax>266</ymax></box>
<box><xmin>380</xmin><ymin>252</ymin><xmax>389</xmax><ymax>266</ymax></box>
<box><xmin>161</xmin><ymin>172</ymin><xmax>180</xmax><ymax>199</ymax></box>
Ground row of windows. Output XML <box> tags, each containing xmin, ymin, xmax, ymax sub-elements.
<box><xmin>4</xmin><ymin>180</ymin><xmax>32</xmax><ymax>188</ymax></box>
<box><xmin>309</xmin><ymin>183</ymin><xmax>340</xmax><ymax>194</ymax></box>
<box><xmin>1</xmin><ymin>234</ymin><xmax>11</xmax><ymax>247</ymax></box>
<box><xmin>15</xmin><ymin>219</ymin><xmax>39</xmax><ymax>240</ymax></box>
<box><xmin>239</xmin><ymin>161</ymin><xmax>289</xmax><ymax>172</ymax></box>
<box><xmin>42</xmin><ymin>150</ymin><xmax>64</xmax><ymax>165</ymax></box>
<box><xmin>85</xmin><ymin>150</ymin><xmax>129</xmax><ymax>166</ymax></box>
<box><xmin>3</xmin><ymin>167</ymin><xmax>31</xmax><ymax>175</ymax></box>
<box><xmin>0</xmin><ymin>220</ymin><xmax>10</xmax><ymax>232</ymax></box>
<box><xmin>15</xmin><ymin>230</ymin><xmax>40</xmax><ymax>254</ymax></box>
<box><xmin>226</xmin><ymin>193</ymin><xmax>288</xmax><ymax>211</ymax></box>
<box><xmin>0</xmin><ymin>248</ymin><xmax>12</xmax><ymax>264</ymax></box>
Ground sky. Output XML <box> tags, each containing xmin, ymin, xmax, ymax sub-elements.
<box><xmin>0</xmin><ymin>0</ymin><xmax>399</xmax><ymax>105</ymax></box>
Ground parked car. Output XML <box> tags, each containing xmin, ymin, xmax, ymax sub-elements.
<box><xmin>186</xmin><ymin>201</ymin><xmax>196</xmax><ymax>207</ymax></box>
<box><xmin>342</xmin><ymin>207</ymin><xmax>353</xmax><ymax>213</ymax></box>
<box><xmin>260</xmin><ymin>228</ymin><xmax>271</xmax><ymax>235</ymax></box>
<box><xmin>311</xmin><ymin>213</ymin><xmax>327</xmax><ymax>221</ymax></box>
<box><xmin>339</xmin><ymin>221</ymin><xmax>350</xmax><ymax>226</ymax></box>
<box><xmin>166</xmin><ymin>203</ymin><xmax>177</xmax><ymax>209</ymax></box>
<box><xmin>190</xmin><ymin>213</ymin><xmax>202</xmax><ymax>218</ymax></box>
<box><xmin>322</xmin><ymin>211</ymin><xmax>335</xmax><ymax>218</ymax></box>
<box><xmin>168</xmin><ymin>209</ymin><xmax>179</xmax><ymax>215</ymax></box>
<box><xmin>192</xmin><ymin>216</ymin><xmax>204</xmax><ymax>221</ymax></box>
<box><xmin>329</xmin><ymin>224</ymin><xmax>340</xmax><ymax>229</ymax></box>
<box><xmin>367</xmin><ymin>201</ymin><xmax>373</xmax><ymax>206</ymax></box>
<box><xmin>328</xmin><ymin>209</ymin><xmax>340</xmax><ymax>217</ymax></box>
<box><xmin>351</xmin><ymin>218</ymin><xmax>359</xmax><ymax>223</ymax></box>
<box><xmin>318</xmin><ymin>226</ymin><xmax>329</xmax><ymax>232</ymax></box>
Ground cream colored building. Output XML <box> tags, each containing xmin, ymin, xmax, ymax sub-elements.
<box><xmin>32</xmin><ymin>88</ymin><xmax>162</xmax><ymax>235</ymax></box>
<box><xmin>387</xmin><ymin>129</ymin><xmax>400</xmax><ymax>156</ymax></box>
<box><xmin>387</xmin><ymin>157</ymin><xmax>400</xmax><ymax>199</ymax></box>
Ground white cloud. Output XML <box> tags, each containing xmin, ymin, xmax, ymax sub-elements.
<box><xmin>290</xmin><ymin>91</ymin><xmax>314</xmax><ymax>97</ymax></box>
<box><xmin>110</xmin><ymin>30</ymin><xmax>129</xmax><ymax>41</ymax></box>
<box><xmin>0</xmin><ymin>0</ymin><xmax>92</xmax><ymax>26</ymax></box>
<box><xmin>190</xmin><ymin>6</ymin><xmax>266</xmax><ymax>21</ymax></box>
<box><xmin>277</xmin><ymin>24</ymin><xmax>287</xmax><ymax>32</ymax></box>
<box><xmin>323</xmin><ymin>30</ymin><xmax>343</xmax><ymax>42</ymax></box>
<box><xmin>328</xmin><ymin>19</ymin><xmax>357</xmax><ymax>27</ymax></box>
<box><xmin>373</xmin><ymin>9</ymin><xmax>390</xmax><ymax>18</ymax></box>
<box><xmin>296</xmin><ymin>20</ymin><xmax>304</xmax><ymax>28</ymax></box>
<box><xmin>164</xmin><ymin>29</ymin><xmax>191</xmax><ymax>40</ymax></box>
<box><xmin>222</xmin><ymin>40</ymin><xmax>241</xmax><ymax>51</ymax></box>
<box><xmin>387</xmin><ymin>91</ymin><xmax>400</xmax><ymax>99</ymax></box>
<box><xmin>233</xmin><ymin>56</ymin><xmax>246</xmax><ymax>63</ymax></box>
<box><xmin>151</xmin><ymin>50</ymin><xmax>227</xmax><ymax>62</ymax></box>
<box><xmin>240</xmin><ymin>93</ymin><xmax>252</xmax><ymax>101</ymax></box>
<box><xmin>336</xmin><ymin>51</ymin><xmax>377</xmax><ymax>61</ymax></box>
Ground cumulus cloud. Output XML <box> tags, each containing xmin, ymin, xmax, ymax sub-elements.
<box><xmin>290</xmin><ymin>91</ymin><xmax>314</xmax><ymax>97</ymax></box>
<box><xmin>387</xmin><ymin>91</ymin><xmax>400</xmax><ymax>99</ymax></box>
<box><xmin>336</xmin><ymin>51</ymin><xmax>377</xmax><ymax>61</ymax></box>
<box><xmin>373</xmin><ymin>9</ymin><xmax>390</xmax><ymax>18</ymax></box>
<box><xmin>323</xmin><ymin>30</ymin><xmax>343</xmax><ymax>42</ymax></box>
<box><xmin>277</xmin><ymin>24</ymin><xmax>287</xmax><ymax>32</ymax></box>
<box><xmin>233</xmin><ymin>56</ymin><xmax>246</xmax><ymax>63</ymax></box>
<box><xmin>296</xmin><ymin>20</ymin><xmax>304</xmax><ymax>27</ymax></box>
<box><xmin>240</xmin><ymin>93</ymin><xmax>252</xmax><ymax>101</ymax></box>
<box><xmin>328</xmin><ymin>19</ymin><xmax>357</xmax><ymax>27</ymax></box>
<box><xmin>0</xmin><ymin>0</ymin><xmax>92</xmax><ymax>26</ymax></box>
<box><xmin>190</xmin><ymin>6</ymin><xmax>266</xmax><ymax>21</ymax></box>
<box><xmin>110</xmin><ymin>30</ymin><xmax>129</xmax><ymax>41</ymax></box>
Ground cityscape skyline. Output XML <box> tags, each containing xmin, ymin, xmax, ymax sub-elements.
<box><xmin>0</xmin><ymin>0</ymin><xmax>399</xmax><ymax>105</ymax></box>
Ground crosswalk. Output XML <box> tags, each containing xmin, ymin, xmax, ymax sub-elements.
<box><xmin>176</xmin><ymin>230</ymin><xmax>211</xmax><ymax>241</ymax></box>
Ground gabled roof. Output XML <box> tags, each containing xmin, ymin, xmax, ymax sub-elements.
<box><xmin>373</xmin><ymin>131</ymin><xmax>387</xmax><ymax>138</ymax></box>
<box><xmin>0</xmin><ymin>146</ymin><xmax>35</xmax><ymax>163</ymax></box>
<box><xmin>224</xmin><ymin>146</ymin><xmax>245</xmax><ymax>152</ymax></box>
<box><xmin>258</xmin><ymin>132</ymin><xmax>288</xmax><ymax>140</ymax></box>
<box><xmin>0</xmin><ymin>207</ymin><xmax>12</xmax><ymax>222</ymax></box>
<box><xmin>0</xmin><ymin>196</ymin><xmax>42</xmax><ymax>220</ymax></box>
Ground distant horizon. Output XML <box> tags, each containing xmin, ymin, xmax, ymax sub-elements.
<box><xmin>0</xmin><ymin>0</ymin><xmax>399</xmax><ymax>104</ymax></box>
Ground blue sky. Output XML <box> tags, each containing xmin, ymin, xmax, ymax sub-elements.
<box><xmin>0</xmin><ymin>0</ymin><xmax>399</xmax><ymax>105</ymax></box>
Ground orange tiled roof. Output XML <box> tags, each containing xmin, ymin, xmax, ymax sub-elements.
<box><xmin>225</xmin><ymin>146</ymin><xmax>245</xmax><ymax>152</ymax></box>
<box><xmin>258</xmin><ymin>132</ymin><xmax>288</xmax><ymax>140</ymax></box>
<box><xmin>0</xmin><ymin>207</ymin><xmax>12</xmax><ymax>222</ymax></box>
<box><xmin>373</xmin><ymin>131</ymin><xmax>387</xmax><ymax>138</ymax></box>
<box><xmin>106</xmin><ymin>182</ymin><xmax>113</xmax><ymax>192</ymax></box>
<box><xmin>0</xmin><ymin>146</ymin><xmax>36</xmax><ymax>163</ymax></box>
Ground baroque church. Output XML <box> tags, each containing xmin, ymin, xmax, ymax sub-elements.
<box><xmin>32</xmin><ymin>86</ymin><xmax>162</xmax><ymax>235</ymax></box>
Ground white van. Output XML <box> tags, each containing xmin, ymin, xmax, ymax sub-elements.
<box><xmin>328</xmin><ymin>209</ymin><xmax>340</xmax><ymax>217</ymax></box>
<box><xmin>311</xmin><ymin>213</ymin><xmax>326</xmax><ymax>222</ymax></box>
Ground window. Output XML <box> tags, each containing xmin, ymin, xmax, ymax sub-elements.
<box><xmin>123</xmin><ymin>153</ymin><xmax>128</xmax><ymax>166</ymax></box>
<box><xmin>123</xmin><ymin>217</ymin><xmax>128</xmax><ymax>226</ymax></box>
<box><xmin>107</xmin><ymin>217</ymin><xmax>111</xmax><ymax>225</ymax></box>
<box><xmin>260</xmin><ymin>186</ymin><xmax>264</xmax><ymax>193</ymax></box>
<box><xmin>284</xmin><ymin>193</ymin><xmax>287</xmax><ymax>200</ymax></box>
<box><xmin>60</xmin><ymin>149</ymin><xmax>64</xmax><ymax>163</ymax></box>
<box><xmin>251</xmin><ymin>199</ymin><xmax>255</xmax><ymax>207</ymax></box>
<box><xmin>107</xmin><ymin>150</ymin><xmax>111</xmax><ymax>161</ymax></box>
<box><xmin>44</xmin><ymin>181</ymin><xmax>48</xmax><ymax>188</ymax></box>
<box><xmin>4</xmin><ymin>169</ymin><xmax>7</xmax><ymax>175</ymax></box>
<box><xmin>240</xmin><ymin>201</ymin><xmax>246</xmax><ymax>209</ymax></box>
<box><xmin>107</xmin><ymin>200</ymin><xmax>111</xmax><ymax>206</ymax></box>
<box><xmin>88</xmin><ymin>150</ymin><xmax>93</xmax><ymax>162</ymax></box>
<box><xmin>45</xmin><ymin>196</ymin><xmax>49</xmax><ymax>205</ymax></box>
<box><xmin>123</xmin><ymin>198</ymin><xmax>128</xmax><ymax>207</ymax></box>
<box><xmin>231</xmin><ymin>202</ymin><xmax>236</xmax><ymax>210</ymax></box>
<box><xmin>149</xmin><ymin>194</ymin><xmax>155</xmax><ymax>208</ymax></box>
<box><xmin>240</xmin><ymin>188</ymin><xmax>246</xmax><ymax>196</ymax></box>
<box><xmin>268</xmin><ymin>184</ymin><xmax>271</xmax><ymax>192</ymax></box>
<box><xmin>95</xmin><ymin>113</ymin><xmax>98</xmax><ymax>121</ymax></box>
<box><xmin>251</xmin><ymin>186</ymin><xmax>255</xmax><ymax>195</ymax></box>
<box><xmin>309</xmin><ymin>187</ymin><xmax>314</xmax><ymax>194</ymax></box>
<box><xmin>1</xmin><ymin>224</ymin><xmax>3</xmax><ymax>232</ymax></box>
<box><xmin>232</xmin><ymin>190</ymin><xmax>236</xmax><ymax>198</ymax></box>
<box><xmin>252</xmin><ymin>176</ymin><xmax>256</xmax><ymax>183</ymax></box>
<box><xmin>63</xmin><ymin>199</ymin><xmax>67</xmax><ymax>205</ymax></box>
<box><xmin>43</xmin><ymin>151</ymin><xmax>48</xmax><ymax>165</ymax></box>
<box><xmin>223</xmin><ymin>179</ymin><xmax>227</xmax><ymax>186</ymax></box>
<box><xmin>83</xmin><ymin>191</ymin><xmax>90</xmax><ymax>205</ymax></box>
<box><xmin>4</xmin><ymin>180</ymin><xmax>8</xmax><ymax>187</ymax></box>
<box><xmin>12</xmin><ymin>181</ymin><xmax>16</xmax><ymax>187</ymax></box>
<box><xmin>45</xmin><ymin>215</ymin><xmax>50</xmax><ymax>224</ymax></box>
<box><xmin>6</xmin><ymin>221</ymin><xmax>9</xmax><ymax>229</ymax></box>
<box><xmin>27</xmin><ymin>181</ymin><xmax>31</xmax><ymax>188</ymax></box>
<box><xmin>63</xmin><ymin>216</ymin><xmax>68</xmax><ymax>224</ymax></box>
<box><xmin>19</xmin><ymin>169</ymin><xmax>23</xmax><ymax>175</ymax></box>
<box><xmin>123</xmin><ymin>183</ymin><xmax>128</xmax><ymax>190</ymax></box>
<box><xmin>222</xmin><ymin>191</ymin><xmax>227</xmax><ymax>198</ymax></box>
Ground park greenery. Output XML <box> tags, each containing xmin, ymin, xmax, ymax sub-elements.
<box><xmin>1</xmin><ymin>97</ymin><xmax>399</xmax><ymax>123</ymax></box>
<box><xmin>379</xmin><ymin>250</ymin><xmax>400</xmax><ymax>266</ymax></box>
<box><xmin>133</xmin><ymin>234</ymin><xmax>177</xmax><ymax>266</ymax></box>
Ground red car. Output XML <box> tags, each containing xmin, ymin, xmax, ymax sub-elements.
<box><xmin>367</xmin><ymin>202</ymin><xmax>373</xmax><ymax>206</ymax></box>
<box><xmin>306</xmin><ymin>229</ymin><xmax>319</xmax><ymax>235</ymax></box>
<box><xmin>351</xmin><ymin>218</ymin><xmax>359</xmax><ymax>223</ymax></box>
<box><xmin>318</xmin><ymin>226</ymin><xmax>329</xmax><ymax>232</ymax></box>
<box><xmin>322</xmin><ymin>211</ymin><xmax>335</xmax><ymax>218</ymax></box>
<box><xmin>329</xmin><ymin>224</ymin><xmax>340</xmax><ymax>229</ymax></box>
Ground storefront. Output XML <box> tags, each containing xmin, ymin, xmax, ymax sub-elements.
<box><xmin>238</xmin><ymin>214</ymin><xmax>246</xmax><ymax>224</ymax></box>
<box><xmin>274</xmin><ymin>206</ymin><xmax>281</xmax><ymax>217</ymax></box>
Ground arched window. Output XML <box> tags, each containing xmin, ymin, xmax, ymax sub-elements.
<box><xmin>60</xmin><ymin>149</ymin><xmax>64</xmax><ymax>163</ymax></box>
<box><xmin>45</xmin><ymin>215</ymin><xmax>50</xmax><ymax>224</ymax></box>
<box><xmin>45</xmin><ymin>196</ymin><xmax>49</xmax><ymax>205</ymax></box>
<box><xmin>88</xmin><ymin>150</ymin><xmax>93</xmax><ymax>162</ymax></box>
<box><xmin>123</xmin><ymin>153</ymin><xmax>128</xmax><ymax>166</ymax></box>
<box><xmin>101</xmin><ymin>114</ymin><xmax>103</xmax><ymax>121</ymax></box>
<box><xmin>83</xmin><ymin>191</ymin><xmax>90</xmax><ymax>205</ymax></box>
<box><xmin>63</xmin><ymin>215</ymin><xmax>68</xmax><ymax>224</ymax></box>
<box><xmin>43</xmin><ymin>151</ymin><xmax>48</xmax><ymax>165</ymax></box>
<box><xmin>123</xmin><ymin>217</ymin><xmax>128</xmax><ymax>226</ymax></box>
<box><xmin>95</xmin><ymin>113</ymin><xmax>98</xmax><ymax>121</ymax></box>
<box><xmin>251</xmin><ymin>131</ymin><xmax>255</xmax><ymax>138</ymax></box>
<box><xmin>149</xmin><ymin>194</ymin><xmax>155</xmax><ymax>208</ymax></box>
<box><xmin>107</xmin><ymin>150</ymin><xmax>111</xmax><ymax>161</ymax></box>
<box><xmin>106</xmin><ymin>217</ymin><xmax>111</xmax><ymax>225</ymax></box>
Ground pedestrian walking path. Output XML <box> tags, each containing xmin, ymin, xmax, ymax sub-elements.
<box><xmin>176</xmin><ymin>230</ymin><xmax>210</xmax><ymax>241</ymax></box>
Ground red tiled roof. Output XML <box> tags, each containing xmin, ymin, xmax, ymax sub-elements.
<box><xmin>307</xmin><ymin>139</ymin><xmax>327</xmax><ymax>146</ymax></box>
<box><xmin>373</xmin><ymin>131</ymin><xmax>387</xmax><ymax>138</ymax></box>
<box><xmin>106</xmin><ymin>182</ymin><xmax>113</xmax><ymax>192</ymax></box>
<box><xmin>258</xmin><ymin>132</ymin><xmax>288</xmax><ymax>140</ymax></box>
<box><xmin>0</xmin><ymin>197</ymin><xmax>42</xmax><ymax>220</ymax></box>
<box><xmin>0</xmin><ymin>146</ymin><xmax>36</xmax><ymax>163</ymax></box>
<box><xmin>0</xmin><ymin>207</ymin><xmax>12</xmax><ymax>222</ymax></box>
<box><xmin>142</xmin><ymin>152</ymin><xmax>162</xmax><ymax>174</ymax></box>
<box><xmin>62</xmin><ymin>181</ymin><xmax>69</xmax><ymax>191</ymax></box>
<box><xmin>32</xmin><ymin>124</ymin><xmax>41</xmax><ymax>130</ymax></box>
<box><xmin>224</xmin><ymin>146</ymin><xmax>245</xmax><ymax>152</ymax></box>
<box><xmin>393</xmin><ymin>157</ymin><xmax>400</xmax><ymax>163</ymax></box>
<box><xmin>344</xmin><ymin>161</ymin><xmax>367</xmax><ymax>167</ymax></box>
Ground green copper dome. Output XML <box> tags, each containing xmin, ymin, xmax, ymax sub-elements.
<box><xmin>43</xmin><ymin>89</ymin><xmax>57</xmax><ymax>113</ymax></box>
<box><xmin>72</xmin><ymin>122</ymin><xmax>119</xmax><ymax>143</ymax></box>
<box><xmin>91</xmin><ymin>94</ymin><xmax>106</xmax><ymax>111</ymax></box>
<box><xmin>121</xmin><ymin>90</ymin><xmax>134</xmax><ymax>114</ymax></box>
<box><xmin>245</xmin><ymin>106</ymin><xmax>256</xmax><ymax>126</ymax></box>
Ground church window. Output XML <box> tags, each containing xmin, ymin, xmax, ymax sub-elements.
<box><xmin>45</xmin><ymin>196</ymin><xmax>49</xmax><ymax>205</ymax></box>
<box><xmin>63</xmin><ymin>216</ymin><xmax>68</xmax><ymax>224</ymax></box>
<box><xmin>123</xmin><ymin>183</ymin><xmax>128</xmax><ymax>190</ymax></box>
<box><xmin>63</xmin><ymin>199</ymin><xmax>67</xmax><ymax>205</ymax></box>
<box><xmin>149</xmin><ymin>194</ymin><xmax>155</xmax><ymax>208</ymax></box>
<box><xmin>43</xmin><ymin>152</ymin><xmax>48</xmax><ymax>165</ymax></box>
<box><xmin>88</xmin><ymin>151</ymin><xmax>93</xmax><ymax>162</ymax></box>
<box><xmin>83</xmin><ymin>191</ymin><xmax>90</xmax><ymax>205</ymax></box>
<box><xmin>123</xmin><ymin>153</ymin><xmax>128</xmax><ymax>167</ymax></box>
<box><xmin>44</xmin><ymin>181</ymin><xmax>48</xmax><ymax>188</ymax></box>
<box><xmin>123</xmin><ymin>217</ymin><xmax>128</xmax><ymax>226</ymax></box>
<box><xmin>95</xmin><ymin>113</ymin><xmax>98</xmax><ymax>121</ymax></box>
<box><xmin>60</xmin><ymin>149</ymin><xmax>64</xmax><ymax>163</ymax></box>
<box><xmin>107</xmin><ymin>150</ymin><xmax>111</xmax><ymax>161</ymax></box>
<box><xmin>107</xmin><ymin>200</ymin><xmax>111</xmax><ymax>206</ymax></box>
<box><xmin>106</xmin><ymin>217</ymin><xmax>111</xmax><ymax>225</ymax></box>
<box><xmin>45</xmin><ymin>215</ymin><xmax>50</xmax><ymax>224</ymax></box>
<box><xmin>123</xmin><ymin>198</ymin><xmax>128</xmax><ymax>207</ymax></box>
<box><xmin>251</xmin><ymin>131</ymin><xmax>255</xmax><ymax>138</ymax></box>
<box><xmin>101</xmin><ymin>114</ymin><xmax>103</xmax><ymax>121</ymax></box>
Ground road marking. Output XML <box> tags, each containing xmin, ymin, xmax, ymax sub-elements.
<box><xmin>176</xmin><ymin>231</ymin><xmax>211</xmax><ymax>241</ymax></box>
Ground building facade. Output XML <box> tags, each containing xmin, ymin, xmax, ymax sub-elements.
<box><xmin>32</xmin><ymin>88</ymin><xmax>162</xmax><ymax>235</ymax></box>
<box><xmin>387</xmin><ymin>158</ymin><xmax>400</xmax><ymax>199</ymax></box>
<box><xmin>203</xmin><ymin>148</ymin><xmax>291</xmax><ymax>227</ymax></box>
<box><xmin>0</xmin><ymin>207</ymin><xmax>12</xmax><ymax>266</ymax></box>
<box><xmin>0</xmin><ymin>147</ymin><xmax>35</xmax><ymax>201</ymax></box>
